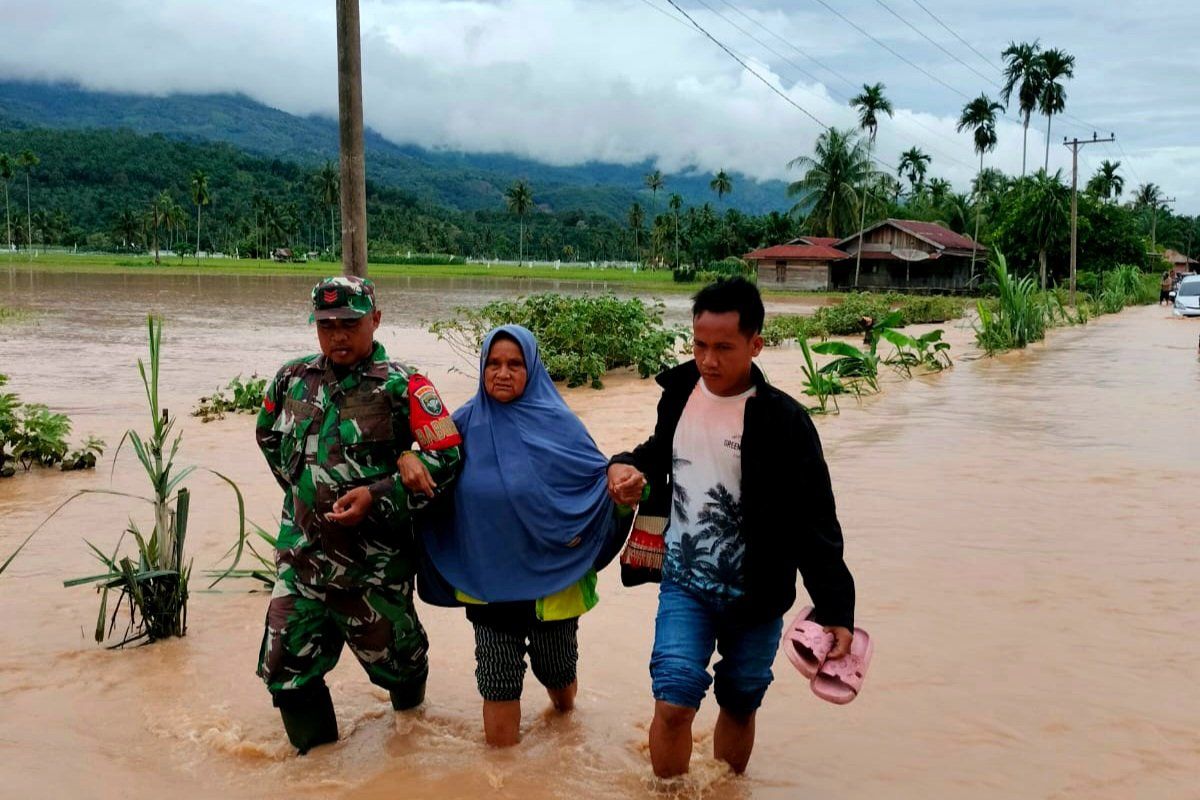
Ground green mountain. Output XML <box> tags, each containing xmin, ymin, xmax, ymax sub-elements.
<box><xmin>0</xmin><ymin>80</ymin><xmax>792</xmax><ymax>218</ymax></box>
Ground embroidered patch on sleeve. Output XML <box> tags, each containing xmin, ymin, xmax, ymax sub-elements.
<box><xmin>408</xmin><ymin>374</ymin><xmax>462</xmax><ymax>450</ymax></box>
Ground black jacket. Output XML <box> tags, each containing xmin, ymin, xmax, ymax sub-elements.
<box><xmin>611</xmin><ymin>360</ymin><xmax>855</xmax><ymax>629</ymax></box>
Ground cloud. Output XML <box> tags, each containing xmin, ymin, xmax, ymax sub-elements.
<box><xmin>0</xmin><ymin>0</ymin><xmax>1196</xmax><ymax>212</ymax></box>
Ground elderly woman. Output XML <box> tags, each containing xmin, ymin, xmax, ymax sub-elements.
<box><xmin>401</xmin><ymin>324</ymin><xmax>626</xmax><ymax>747</ymax></box>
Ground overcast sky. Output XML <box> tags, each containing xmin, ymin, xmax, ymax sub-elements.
<box><xmin>2</xmin><ymin>0</ymin><xmax>1197</xmax><ymax>212</ymax></box>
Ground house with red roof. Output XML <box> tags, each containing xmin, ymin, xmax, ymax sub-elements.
<box><xmin>743</xmin><ymin>242</ymin><xmax>849</xmax><ymax>290</ymax></box>
<box><xmin>834</xmin><ymin>219</ymin><xmax>985</xmax><ymax>292</ymax></box>
<box><xmin>1160</xmin><ymin>248</ymin><xmax>1199</xmax><ymax>279</ymax></box>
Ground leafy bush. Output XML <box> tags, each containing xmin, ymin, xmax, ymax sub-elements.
<box><xmin>1104</xmin><ymin>264</ymin><xmax>1158</xmax><ymax>306</ymax></box>
<box><xmin>762</xmin><ymin>314</ymin><xmax>829</xmax><ymax>346</ymax></box>
<box><xmin>61</xmin><ymin>436</ymin><xmax>106</xmax><ymax>471</ymax></box>
<box><xmin>11</xmin><ymin>404</ymin><xmax>71</xmax><ymax>470</ymax></box>
<box><xmin>879</xmin><ymin>328</ymin><xmax>953</xmax><ymax>375</ymax></box>
<box><xmin>1076</xmin><ymin>271</ymin><xmax>1098</xmax><ymax>295</ymax></box>
<box><xmin>704</xmin><ymin>257</ymin><xmax>753</xmax><ymax>278</ymax></box>
<box><xmin>812</xmin><ymin>339</ymin><xmax>881</xmax><ymax>394</ymax></box>
<box><xmin>887</xmin><ymin>294</ymin><xmax>965</xmax><ymax>326</ymax></box>
<box><xmin>1098</xmin><ymin>284</ymin><xmax>1126</xmax><ymax>314</ymax></box>
<box><xmin>815</xmin><ymin>293</ymin><xmax>894</xmax><ymax>336</ymax></box>
<box><xmin>798</xmin><ymin>338</ymin><xmax>843</xmax><ymax>415</ymax></box>
<box><xmin>430</xmin><ymin>293</ymin><xmax>688</xmax><ymax>388</ymax></box>
<box><xmin>193</xmin><ymin>375</ymin><xmax>268</xmax><ymax>422</ymax></box>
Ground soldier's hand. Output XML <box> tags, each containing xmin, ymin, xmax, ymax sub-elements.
<box><xmin>398</xmin><ymin>452</ymin><xmax>437</xmax><ymax>497</ymax></box>
<box><xmin>606</xmin><ymin>464</ymin><xmax>646</xmax><ymax>507</ymax></box>
<box><xmin>328</xmin><ymin>486</ymin><xmax>374</xmax><ymax>526</ymax></box>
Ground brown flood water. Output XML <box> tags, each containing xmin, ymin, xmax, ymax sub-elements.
<box><xmin>1</xmin><ymin>269</ymin><xmax>1198</xmax><ymax>799</ymax></box>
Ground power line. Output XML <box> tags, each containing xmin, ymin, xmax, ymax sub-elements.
<box><xmin>806</xmin><ymin>0</ymin><xmax>970</xmax><ymax>101</ymax></box>
<box><xmin>701</xmin><ymin>0</ymin><xmax>979</xmax><ymax>171</ymax></box>
<box><xmin>871</xmin><ymin>0</ymin><xmax>998</xmax><ymax>87</ymax></box>
<box><xmin>908</xmin><ymin>0</ymin><xmax>1002</xmax><ymax>74</ymax></box>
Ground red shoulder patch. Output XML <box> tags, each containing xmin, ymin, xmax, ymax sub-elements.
<box><xmin>408</xmin><ymin>374</ymin><xmax>461</xmax><ymax>450</ymax></box>
<box><xmin>263</xmin><ymin>396</ymin><xmax>277</xmax><ymax>414</ymax></box>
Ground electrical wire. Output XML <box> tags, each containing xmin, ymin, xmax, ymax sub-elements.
<box><xmin>871</xmin><ymin>0</ymin><xmax>998</xmax><ymax>88</ymax></box>
<box><xmin>908</xmin><ymin>0</ymin><xmax>1002</xmax><ymax>74</ymax></box>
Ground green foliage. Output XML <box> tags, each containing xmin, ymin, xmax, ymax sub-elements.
<box><xmin>879</xmin><ymin>327</ymin><xmax>953</xmax><ymax>375</ymax></box>
<box><xmin>61</xmin><ymin>436</ymin><xmax>106</xmax><ymax>471</ymax></box>
<box><xmin>430</xmin><ymin>293</ymin><xmax>687</xmax><ymax>388</ymax></box>
<box><xmin>762</xmin><ymin>314</ymin><xmax>829</xmax><ymax>346</ymax></box>
<box><xmin>704</xmin><ymin>257</ymin><xmax>753</xmax><ymax>277</ymax></box>
<box><xmin>0</xmin><ymin>306</ymin><xmax>33</xmax><ymax>324</ymax></box>
<box><xmin>798</xmin><ymin>338</ymin><xmax>843</xmax><ymax>415</ymax></box>
<box><xmin>193</xmin><ymin>374</ymin><xmax>268</xmax><ymax>422</ymax></box>
<box><xmin>974</xmin><ymin>250</ymin><xmax>1049</xmax><ymax>353</ymax></box>
<box><xmin>1</xmin><ymin>317</ymin><xmax>246</xmax><ymax>649</ymax></box>
<box><xmin>207</xmin><ymin>522</ymin><xmax>279</xmax><ymax>590</ymax></box>
<box><xmin>11</xmin><ymin>404</ymin><xmax>71</xmax><ymax>470</ymax></box>
<box><xmin>888</xmin><ymin>294</ymin><xmax>965</xmax><ymax>325</ymax></box>
<box><xmin>814</xmin><ymin>293</ymin><xmax>894</xmax><ymax>336</ymax></box>
<box><xmin>812</xmin><ymin>339</ymin><xmax>881</xmax><ymax>394</ymax></box>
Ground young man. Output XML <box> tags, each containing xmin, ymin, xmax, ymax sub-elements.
<box><xmin>607</xmin><ymin>277</ymin><xmax>855</xmax><ymax>778</ymax></box>
<box><xmin>256</xmin><ymin>276</ymin><xmax>462</xmax><ymax>754</ymax></box>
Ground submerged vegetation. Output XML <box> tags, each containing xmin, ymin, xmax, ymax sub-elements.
<box><xmin>0</xmin><ymin>372</ymin><xmax>99</xmax><ymax>477</ymax></box>
<box><xmin>0</xmin><ymin>318</ymin><xmax>246</xmax><ymax>648</ymax></box>
<box><xmin>762</xmin><ymin>293</ymin><xmax>964</xmax><ymax>347</ymax></box>
<box><xmin>430</xmin><ymin>293</ymin><xmax>688</xmax><ymax>388</ymax></box>
<box><xmin>193</xmin><ymin>375</ymin><xmax>268</xmax><ymax>422</ymax></box>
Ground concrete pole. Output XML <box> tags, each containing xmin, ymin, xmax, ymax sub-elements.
<box><xmin>336</xmin><ymin>0</ymin><xmax>368</xmax><ymax>277</ymax></box>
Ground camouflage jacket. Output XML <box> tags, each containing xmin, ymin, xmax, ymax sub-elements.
<box><xmin>256</xmin><ymin>341</ymin><xmax>462</xmax><ymax>587</ymax></box>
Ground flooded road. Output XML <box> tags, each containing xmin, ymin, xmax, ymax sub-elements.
<box><xmin>1</xmin><ymin>269</ymin><xmax>1197</xmax><ymax>799</ymax></box>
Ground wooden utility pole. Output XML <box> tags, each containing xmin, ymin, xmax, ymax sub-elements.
<box><xmin>336</xmin><ymin>0</ymin><xmax>368</xmax><ymax>277</ymax></box>
<box><xmin>1064</xmin><ymin>132</ymin><xmax>1114</xmax><ymax>305</ymax></box>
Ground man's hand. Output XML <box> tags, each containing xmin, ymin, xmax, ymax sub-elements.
<box><xmin>606</xmin><ymin>463</ymin><xmax>646</xmax><ymax>506</ymax></box>
<box><xmin>823</xmin><ymin>626</ymin><xmax>854</xmax><ymax>660</ymax></box>
<box><xmin>398</xmin><ymin>452</ymin><xmax>437</xmax><ymax>497</ymax></box>
<box><xmin>327</xmin><ymin>486</ymin><xmax>374</xmax><ymax>526</ymax></box>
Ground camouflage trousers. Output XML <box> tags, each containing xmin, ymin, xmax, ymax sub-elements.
<box><xmin>257</xmin><ymin>566</ymin><xmax>429</xmax><ymax>696</ymax></box>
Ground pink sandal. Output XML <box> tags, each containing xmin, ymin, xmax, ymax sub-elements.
<box><xmin>782</xmin><ymin>606</ymin><xmax>834</xmax><ymax>679</ymax></box>
<box><xmin>811</xmin><ymin>627</ymin><xmax>872</xmax><ymax>705</ymax></box>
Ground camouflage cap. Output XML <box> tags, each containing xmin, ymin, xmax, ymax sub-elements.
<box><xmin>310</xmin><ymin>276</ymin><xmax>376</xmax><ymax>322</ymax></box>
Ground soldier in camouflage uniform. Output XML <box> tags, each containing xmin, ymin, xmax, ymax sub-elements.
<box><xmin>256</xmin><ymin>276</ymin><xmax>463</xmax><ymax>754</ymax></box>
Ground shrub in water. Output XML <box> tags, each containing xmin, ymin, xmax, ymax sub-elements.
<box><xmin>193</xmin><ymin>375</ymin><xmax>268</xmax><ymax>422</ymax></box>
<box><xmin>974</xmin><ymin>250</ymin><xmax>1048</xmax><ymax>354</ymax></box>
<box><xmin>430</xmin><ymin>293</ymin><xmax>688</xmax><ymax>388</ymax></box>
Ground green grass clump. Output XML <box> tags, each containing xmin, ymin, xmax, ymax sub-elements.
<box><xmin>762</xmin><ymin>314</ymin><xmax>829</xmax><ymax>346</ymax></box>
<box><xmin>974</xmin><ymin>251</ymin><xmax>1049</xmax><ymax>353</ymax></box>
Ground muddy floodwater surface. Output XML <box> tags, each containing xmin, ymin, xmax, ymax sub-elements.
<box><xmin>1</xmin><ymin>269</ymin><xmax>1198</xmax><ymax>799</ymax></box>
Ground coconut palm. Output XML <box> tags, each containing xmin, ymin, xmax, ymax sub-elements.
<box><xmin>849</xmin><ymin>82</ymin><xmax>893</xmax><ymax>287</ymax></box>
<box><xmin>17</xmin><ymin>150</ymin><xmax>38</xmax><ymax>254</ymax></box>
<box><xmin>644</xmin><ymin>169</ymin><xmax>664</xmax><ymax>217</ymax></box>
<box><xmin>190</xmin><ymin>170</ymin><xmax>210</xmax><ymax>263</ymax></box>
<box><xmin>1086</xmin><ymin>160</ymin><xmax>1124</xmax><ymax>203</ymax></box>
<box><xmin>146</xmin><ymin>191</ymin><xmax>172</xmax><ymax>265</ymax></box>
<box><xmin>628</xmin><ymin>201</ymin><xmax>645</xmax><ymax>263</ymax></box>
<box><xmin>957</xmin><ymin>93</ymin><xmax>1004</xmax><ymax>277</ymax></box>
<box><xmin>897</xmin><ymin>147</ymin><xmax>931</xmax><ymax>195</ymax></box>
<box><xmin>787</xmin><ymin>128</ymin><xmax>878</xmax><ymax>240</ymax></box>
<box><xmin>1001</xmin><ymin>40</ymin><xmax>1044</xmax><ymax>176</ymax></box>
<box><xmin>113</xmin><ymin>209</ymin><xmax>141</xmax><ymax>249</ymax></box>
<box><xmin>710</xmin><ymin>170</ymin><xmax>733</xmax><ymax>202</ymax></box>
<box><xmin>1133</xmin><ymin>182</ymin><xmax>1166</xmax><ymax>249</ymax></box>
<box><xmin>504</xmin><ymin>180</ymin><xmax>534</xmax><ymax>266</ymax></box>
<box><xmin>668</xmin><ymin>192</ymin><xmax>683</xmax><ymax>268</ymax></box>
<box><xmin>1038</xmin><ymin>48</ymin><xmax>1075</xmax><ymax>171</ymax></box>
<box><xmin>315</xmin><ymin>161</ymin><xmax>339</xmax><ymax>257</ymax></box>
<box><xmin>0</xmin><ymin>152</ymin><xmax>12</xmax><ymax>253</ymax></box>
<box><xmin>927</xmin><ymin>178</ymin><xmax>953</xmax><ymax>207</ymax></box>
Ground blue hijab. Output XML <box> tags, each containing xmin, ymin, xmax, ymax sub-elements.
<box><xmin>423</xmin><ymin>325</ymin><xmax>614</xmax><ymax>602</ymax></box>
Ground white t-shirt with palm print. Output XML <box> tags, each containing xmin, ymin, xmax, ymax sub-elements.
<box><xmin>664</xmin><ymin>379</ymin><xmax>755</xmax><ymax>600</ymax></box>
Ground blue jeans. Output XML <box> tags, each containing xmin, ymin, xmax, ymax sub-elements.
<box><xmin>650</xmin><ymin>580</ymin><xmax>784</xmax><ymax>716</ymax></box>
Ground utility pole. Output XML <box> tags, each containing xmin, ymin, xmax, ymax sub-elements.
<box><xmin>335</xmin><ymin>0</ymin><xmax>368</xmax><ymax>278</ymax></box>
<box><xmin>1064</xmin><ymin>132</ymin><xmax>1115</xmax><ymax>305</ymax></box>
<box><xmin>1150</xmin><ymin>196</ymin><xmax>1176</xmax><ymax>253</ymax></box>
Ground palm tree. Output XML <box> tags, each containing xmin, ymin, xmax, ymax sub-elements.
<box><xmin>628</xmin><ymin>202</ymin><xmax>645</xmax><ymax>263</ymax></box>
<box><xmin>504</xmin><ymin>180</ymin><xmax>534</xmax><ymax>266</ymax></box>
<box><xmin>17</xmin><ymin>150</ymin><xmax>38</xmax><ymax>255</ymax></box>
<box><xmin>316</xmin><ymin>161</ymin><xmax>339</xmax><ymax>257</ymax></box>
<box><xmin>113</xmin><ymin>209</ymin><xmax>141</xmax><ymax>249</ymax></box>
<box><xmin>190</xmin><ymin>170</ymin><xmax>210</xmax><ymax>263</ymax></box>
<box><xmin>644</xmin><ymin>169</ymin><xmax>664</xmax><ymax>217</ymax></box>
<box><xmin>787</xmin><ymin>128</ymin><xmax>877</xmax><ymax>240</ymax></box>
<box><xmin>1038</xmin><ymin>48</ymin><xmax>1075</xmax><ymax>171</ymax></box>
<box><xmin>897</xmin><ymin>147</ymin><xmax>931</xmax><ymax>196</ymax></box>
<box><xmin>927</xmin><ymin>178</ymin><xmax>953</xmax><ymax>207</ymax></box>
<box><xmin>0</xmin><ymin>152</ymin><xmax>12</xmax><ymax>253</ymax></box>
<box><xmin>668</xmin><ymin>192</ymin><xmax>683</xmax><ymax>268</ymax></box>
<box><xmin>710</xmin><ymin>170</ymin><xmax>732</xmax><ymax>202</ymax></box>
<box><xmin>1134</xmin><ymin>182</ymin><xmax>1165</xmax><ymax>249</ymax></box>
<box><xmin>1001</xmin><ymin>40</ymin><xmax>1044</xmax><ymax>176</ymax></box>
<box><xmin>147</xmin><ymin>191</ymin><xmax>172</xmax><ymax>265</ymax></box>
<box><xmin>1025</xmin><ymin>170</ymin><xmax>1070</xmax><ymax>289</ymax></box>
<box><xmin>848</xmin><ymin>82</ymin><xmax>893</xmax><ymax>287</ymax></box>
<box><xmin>166</xmin><ymin>199</ymin><xmax>187</xmax><ymax>252</ymax></box>
<box><xmin>1086</xmin><ymin>160</ymin><xmax>1124</xmax><ymax>203</ymax></box>
<box><xmin>957</xmin><ymin>93</ymin><xmax>1004</xmax><ymax>277</ymax></box>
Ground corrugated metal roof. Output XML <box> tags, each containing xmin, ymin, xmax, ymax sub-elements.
<box><xmin>744</xmin><ymin>244</ymin><xmax>849</xmax><ymax>261</ymax></box>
